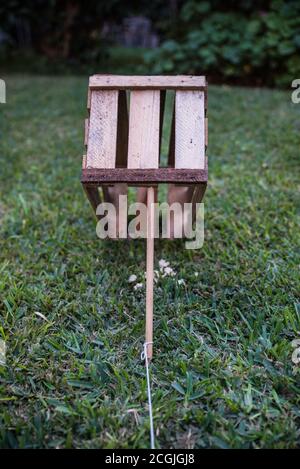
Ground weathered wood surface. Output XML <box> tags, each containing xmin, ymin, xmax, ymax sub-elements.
<box><xmin>83</xmin><ymin>185</ymin><xmax>102</xmax><ymax>218</ymax></box>
<box><xmin>175</xmin><ymin>90</ymin><xmax>205</xmax><ymax>169</ymax></box>
<box><xmin>89</xmin><ymin>75</ymin><xmax>206</xmax><ymax>90</ymax></box>
<box><xmin>82</xmin><ymin>168</ymin><xmax>208</xmax><ymax>185</ymax></box>
<box><xmin>127</xmin><ymin>90</ymin><xmax>160</xmax><ymax>169</ymax></box>
<box><xmin>86</xmin><ymin>90</ymin><xmax>118</xmax><ymax>169</ymax></box>
<box><xmin>159</xmin><ymin>90</ymin><xmax>166</xmax><ymax>158</ymax></box>
<box><xmin>82</xmin><ymin>75</ymin><xmax>208</xmax><ymax>226</ymax></box>
<box><xmin>145</xmin><ymin>186</ymin><xmax>155</xmax><ymax>361</ymax></box>
<box><xmin>84</xmin><ymin>118</ymin><xmax>89</xmax><ymax>147</ymax></box>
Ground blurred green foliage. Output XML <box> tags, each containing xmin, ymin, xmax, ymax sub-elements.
<box><xmin>1</xmin><ymin>1</ymin><xmax>300</xmax><ymax>87</ymax></box>
<box><xmin>145</xmin><ymin>0</ymin><xmax>300</xmax><ymax>87</ymax></box>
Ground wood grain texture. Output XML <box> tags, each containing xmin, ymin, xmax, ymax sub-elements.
<box><xmin>89</xmin><ymin>75</ymin><xmax>206</xmax><ymax>90</ymax></box>
<box><xmin>84</xmin><ymin>118</ymin><xmax>89</xmax><ymax>146</ymax></box>
<box><xmin>116</xmin><ymin>90</ymin><xmax>129</xmax><ymax>167</ymax></box>
<box><xmin>127</xmin><ymin>90</ymin><xmax>160</xmax><ymax>169</ymax></box>
<box><xmin>136</xmin><ymin>186</ymin><xmax>158</xmax><ymax>204</ymax></box>
<box><xmin>82</xmin><ymin>168</ymin><xmax>208</xmax><ymax>184</ymax></box>
<box><xmin>145</xmin><ymin>186</ymin><xmax>155</xmax><ymax>361</ymax></box>
<box><xmin>192</xmin><ymin>184</ymin><xmax>207</xmax><ymax>223</ymax></box>
<box><xmin>168</xmin><ymin>100</ymin><xmax>175</xmax><ymax>167</ymax></box>
<box><xmin>167</xmin><ymin>185</ymin><xmax>195</xmax><ymax>238</ymax></box>
<box><xmin>175</xmin><ymin>90</ymin><xmax>205</xmax><ymax>169</ymax></box>
<box><xmin>159</xmin><ymin>90</ymin><xmax>166</xmax><ymax>158</ymax></box>
<box><xmin>83</xmin><ymin>185</ymin><xmax>102</xmax><ymax>218</ymax></box>
<box><xmin>102</xmin><ymin>183</ymin><xmax>128</xmax><ymax>238</ymax></box>
<box><xmin>86</xmin><ymin>90</ymin><xmax>118</xmax><ymax>169</ymax></box>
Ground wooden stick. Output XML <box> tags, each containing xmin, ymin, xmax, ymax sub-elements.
<box><xmin>146</xmin><ymin>186</ymin><xmax>155</xmax><ymax>361</ymax></box>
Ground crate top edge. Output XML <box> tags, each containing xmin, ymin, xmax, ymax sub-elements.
<box><xmin>89</xmin><ymin>75</ymin><xmax>207</xmax><ymax>90</ymax></box>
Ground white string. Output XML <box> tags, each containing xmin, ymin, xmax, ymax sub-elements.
<box><xmin>141</xmin><ymin>341</ymin><xmax>155</xmax><ymax>449</ymax></box>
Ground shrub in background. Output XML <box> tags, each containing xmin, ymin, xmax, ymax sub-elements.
<box><xmin>145</xmin><ymin>0</ymin><xmax>300</xmax><ymax>87</ymax></box>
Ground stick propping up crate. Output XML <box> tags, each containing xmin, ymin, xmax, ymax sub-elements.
<box><xmin>81</xmin><ymin>75</ymin><xmax>208</xmax><ymax>359</ymax></box>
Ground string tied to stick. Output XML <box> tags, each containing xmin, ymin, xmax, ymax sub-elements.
<box><xmin>141</xmin><ymin>341</ymin><xmax>155</xmax><ymax>450</ymax></box>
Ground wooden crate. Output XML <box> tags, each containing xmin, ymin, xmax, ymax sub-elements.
<box><xmin>81</xmin><ymin>75</ymin><xmax>208</xmax><ymax>231</ymax></box>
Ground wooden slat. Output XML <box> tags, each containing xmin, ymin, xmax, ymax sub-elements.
<box><xmin>82</xmin><ymin>168</ymin><xmax>208</xmax><ymax>185</ymax></box>
<box><xmin>86</xmin><ymin>90</ymin><xmax>118</xmax><ymax>169</ymax></box>
<box><xmin>84</xmin><ymin>118</ymin><xmax>89</xmax><ymax>146</ymax></box>
<box><xmin>102</xmin><ymin>183</ymin><xmax>128</xmax><ymax>238</ymax></box>
<box><xmin>83</xmin><ymin>185</ymin><xmax>102</xmax><ymax>219</ymax></box>
<box><xmin>167</xmin><ymin>185</ymin><xmax>195</xmax><ymax>238</ymax></box>
<box><xmin>89</xmin><ymin>75</ymin><xmax>206</xmax><ymax>90</ymax></box>
<box><xmin>205</xmin><ymin>117</ymin><xmax>208</xmax><ymax>147</ymax></box>
<box><xmin>116</xmin><ymin>91</ymin><xmax>129</xmax><ymax>168</ymax></box>
<box><xmin>167</xmin><ymin>100</ymin><xmax>175</xmax><ymax>167</ymax></box>
<box><xmin>168</xmin><ymin>185</ymin><xmax>195</xmax><ymax>206</ymax></box>
<box><xmin>175</xmin><ymin>90</ymin><xmax>205</xmax><ymax>169</ymax></box>
<box><xmin>192</xmin><ymin>184</ymin><xmax>207</xmax><ymax>223</ymax></box>
<box><xmin>127</xmin><ymin>90</ymin><xmax>160</xmax><ymax>169</ymax></box>
<box><xmin>159</xmin><ymin>90</ymin><xmax>166</xmax><ymax>157</ymax></box>
<box><xmin>82</xmin><ymin>154</ymin><xmax>87</xmax><ymax>169</ymax></box>
<box><xmin>136</xmin><ymin>187</ymin><xmax>158</xmax><ymax>204</ymax></box>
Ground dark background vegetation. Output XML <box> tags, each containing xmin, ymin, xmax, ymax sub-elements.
<box><xmin>1</xmin><ymin>0</ymin><xmax>300</xmax><ymax>87</ymax></box>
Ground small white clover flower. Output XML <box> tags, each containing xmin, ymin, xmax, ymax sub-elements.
<box><xmin>162</xmin><ymin>266</ymin><xmax>176</xmax><ymax>277</ymax></box>
<box><xmin>177</xmin><ymin>279</ymin><xmax>185</xmax><ymax>286</ymax></box>
<box><xmin>134</xmin><ymin>283</ymin><xmax>144</xmax><ymax>290</ymax></box>
<box><xmin>194</xmin><ymin>272</ymin><xmax>199</xmax><ymax>277</ymax></box>
<box><xmin>159</xmin><ymin>259</ymin><xmax>169</xmax><ymax>270</ymax></box>
<box><xmin>128</xmin><ymin>274</ymin><xmax>137</xmax><ymax>283</ymax></box>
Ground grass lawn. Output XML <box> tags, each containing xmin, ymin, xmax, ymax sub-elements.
<box><xmin>0</xmin><ymin>76</ymin><xmax>299</xmax><ymax>449</ymax></box>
